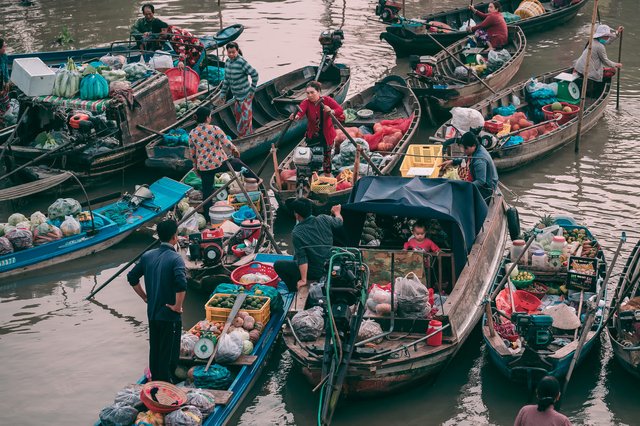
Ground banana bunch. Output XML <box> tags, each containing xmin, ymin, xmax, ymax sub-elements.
<box><xmin>53</xmin><ymin>58</ymin><xmax>81</xmax><ymax>98</ymax></box>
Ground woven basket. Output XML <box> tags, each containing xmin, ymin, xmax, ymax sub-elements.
<box><xmin>140</xmin><ymin>381</ymin><xmax>187</xmax><ymax>413</ymax></box>
<box><xmin>515</xmin><ymin>0</ymin><xmax>545</xmax><ymax>19</ymax></box>
<box><xmin>311</xmin><ymin>176</ymin><xmax>337</xmax><ymax>193</ymax></box>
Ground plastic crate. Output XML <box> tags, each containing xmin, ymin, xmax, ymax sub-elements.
<box><xmin>205</xmin><ymin>293</ymin><xmax>271</xmax><ymax>324</ymax></box>
<box><xmin>566</xmin><ymin>256</ymin><xmax>599</xmax><ymax>291</ymax></box>
<box><xmin>399</xmin><ymin>145</ymin><xmax>443</xmax><ymax>178</ymax></box>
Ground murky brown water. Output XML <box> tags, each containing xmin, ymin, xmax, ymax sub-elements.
<box><xmin>1</xmin><ymin>0</ymin><xmax>639</xmax><ymax>424</ymax></box>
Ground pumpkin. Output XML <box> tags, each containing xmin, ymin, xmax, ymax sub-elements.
<box><xmin>249</xmin><ymin>329</ymin><xmax>261</xmax><ymax>344</ymax></box>
<box><xmin>53</xmin><ymin>58</ymin><xmax>81</xmax><ymax>98</ymax></box>
<box><xmin>80</xmin><ymin>72</ymin><xmax>109</xmax><ymax>100</ymax></box>
<box><xmin>243</xmin><ymin>316</ymin><xmax>255</xmax><ymax>330</ymax></box>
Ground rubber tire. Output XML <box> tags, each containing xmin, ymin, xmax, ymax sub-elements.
<box><xmin>506</xmin><ymin>207</ymin><xmax>521</xmax><ymax>241</ymax></box>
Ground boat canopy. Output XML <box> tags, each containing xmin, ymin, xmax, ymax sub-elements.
<box><xmin>342</xmin><ymin>176</ymin><xmax>488</xmax><ymax>275</ymax></box>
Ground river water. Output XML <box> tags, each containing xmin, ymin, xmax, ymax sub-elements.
<box><xmin>1</xmin><ymin>0</ymin><xmax>639</xmax><ymax>425</ymax></box>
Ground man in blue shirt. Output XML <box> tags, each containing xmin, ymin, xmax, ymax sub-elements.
<box><xmin>274</xmin><ymin>198</ymin><xmax>343</xmax><ymax>292</ymax></box>
<box><xmin>128</xmin><ymin>219</ymin><xmax>187</xmax><ymax>383</ymax></box>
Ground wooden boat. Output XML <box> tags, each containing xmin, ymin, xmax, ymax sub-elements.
<box><xmin>482</xmin><ymin>217</ymin><xmax>607</xmax><ymax>387</ymax></box>
<box><xmin>432</xmin><ymin>67</ymin><xmax>612</xmax><ymax>172</ymax></box>
<box><xmin>0</xmin><ymin>177</ymin><xmax>190</xmax><ymax>278</ymax></box>
<box><xmin>176</xmin><ymin>169</ymin><xmax>277</xmax><ymax>294</ymax></box>
<box><xmin>380</xmin><ymin>0</ymin><xmax>587</xmax><ymax>57</ymax></box>
<box><xmin>606</xmin><ymin>239</ymin><xmax>640</xmax><ymax>379</ymax></box>
<box><xmin>407</xmin><ymin>26</ymin><xmax>525</xmax><ymax>110</ymax></box>
<box><xmin>145</xmin><ymin>63</ymin><xmax>352</xmax><ymax>173</ymax></box>
<box><xmin>95</xmin><ymin>254</ymin><xmax>294</xmax><ymax>426</ymax></box>
<box><xmin>6</xmin><ymin>24</ymin><xmax>244</xmax><ymax>70</ymax></box>
<box><xmin>269</xmin><ymin>76</ymin><xmax>420</xmax><ymax>213</ymax></box>
<box><xmin>283</xmin><ymin>176</ymin><xmax>507</xmax><ymax>399</ymax></box>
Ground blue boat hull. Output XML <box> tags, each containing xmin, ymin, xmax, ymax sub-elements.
<box><xmin>0</xmin><ymin>177</ymin><xmax>190</xmax><ymax>278</ymax></box>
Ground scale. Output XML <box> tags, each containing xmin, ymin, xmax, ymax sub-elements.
<box><xmin>194</xmin><ymin>337</ymin><xmax>215</xmax><ymax>359</ymax></box>
<box><xmin>554</xmin><ymin>72</ymin><xmax>581</xmax><ymax>105</ymax></box>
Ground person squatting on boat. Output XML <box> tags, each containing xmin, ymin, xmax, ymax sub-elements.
<box><xmin>441</xmin><ymin>131</ymin><xmax>498</xmax><ymax>202</ymax></box>
<box><xmin>289</xmin><ymin>81</ymin><xmax>345</xmax><ymax>177</ymax></box>
<box><xmin>274</xmin><ymin>199</ymin><xmax>343</xmax><ymax>292</ymax></box>
<box><xmin>188</xmin><ymin>106</ymin><xmax>260</xmax><ymax>221</ymax></box>
<box><xmin>130</xmin><ymin>3</ymin><xmax>167</xmax><ymax>52</ymax></box>
<box><xmin>127</xmin><ymin>219</ymin><xmax>186</xmax><ymax>384</ymax></box>
<box><xmin>467</xmin><ymin>1</ymin><xmax>508</xmax><ymax>50</ymax></box>
<box><xmin>514</xmin><ymin>376</ymin><xmax>572</xmax><ymax>426</ymax></box>
<box><xmin>573</xmin><ymin>24</ymin><xmax>623</xmax><ymax>95</ymax></box>
<box><xmin>219</xmin><ymin>42</ymin><xmax>259</xmax><ymax>137</ymax></box>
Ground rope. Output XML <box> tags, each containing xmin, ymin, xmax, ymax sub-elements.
<box><xmin>0</xmin><ymin>171</ymin><xmax>74</xmax><ymax>201</ymax></box>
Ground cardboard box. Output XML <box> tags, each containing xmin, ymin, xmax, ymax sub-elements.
<box><xmin>10</xmin><ymin>58</ymin><xmax>56</xmax><ymax>97</ymax></box>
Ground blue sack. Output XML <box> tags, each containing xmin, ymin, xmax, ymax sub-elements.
<box><xmin>503</xmin><ymin>136</ymin><xmax>523</xmax><ymax>147</ymax></box>
<box><xmin>493</xmin><ymin>104</ymin><xmax>516</xmax><ymax>116</ymax></box>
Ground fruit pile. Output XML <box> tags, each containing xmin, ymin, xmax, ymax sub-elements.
<box><xmin>208</xmin><ymin>294</ymin><xmax>267</xmax><ymax>310</ymax></box>
<box><xmin>513</xmin><ymin>271</ymin><xmax>533</xmax><ymax>282</ymax></box>
<box><xmin>563</xmin><ymin>228</ymin><xmax>588</xmax><ymax>244</ymax></box>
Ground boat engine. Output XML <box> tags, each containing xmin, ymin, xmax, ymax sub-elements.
<box><xmin>292</xmin><ymin>146</ymin><xmax>325</xmax><ymax>197</ymax></box>
<box><xmin>316</xmin><ymin>29</ymin><xmax>344</xmax><ymax>80</ymax></box>
<box><xmin>512</xmin><ymin>313</ymin><xmax>554</xmax><ymax>350</ymax></box>
<box><xmin>375</xmin><ymin>0</ymin><xmax>403</xmax><ymax>23</ymax></box>
<box><xmin>200</xmin><ymin>228</ymin><xmax>224</xmax><ymax>266</ymax></box>
<box><xmin>409</xmin><ymin>55</ymin><xmax>437</xmax><ymax>79</ymax></box>
<box><xmin>325</xmin><ymin>251</ymin><xmax>366</xmax><ymax>330</ymax></box>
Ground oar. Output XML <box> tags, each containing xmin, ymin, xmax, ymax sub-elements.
<box><xmin>254</xmin><ymin>113</ymin><xmax>297</xmax><ymax>177</ymax></box>
<box><xmin>422</xmin><ymin>31</ymin><xmax>497</xmax><ymax>95</ymax></box>
<box><xmin>562</xmin><ymin>232</ymin><xmax>626</xmax><ymax>397</ymax></box>
<box><xmin>616</xmin><ymin>30</ymin><xmax>623</xmax><ymax>110</ymax></box>
<box><xmin>329</xmin><ymin>112</ymin><xmax>383</xmax><ymax>176</ymax></box>
<box><xmin>85</xmin><ymin>168</ymin><xmax>242</xmax><ymax>300</ymax></box>
<box><xmin>205</xmin><ymin>292</ymin><xmax>247</xmax><ymax>372</ymax></box>
<box><xmin>137</xmin><ymin>124</ymin><xmax>166</xmax><ymax>137</ymax></box>
<box><xmin>0</xmin><ymin>139</ymin><xmax>75</xmax><ymax>182</ymax></box>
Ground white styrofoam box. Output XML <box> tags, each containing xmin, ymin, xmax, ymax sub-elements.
<box><xmin>10</xmin><ymin>58</ymin><xmax>56</xmax><ymax>97</ymax></box>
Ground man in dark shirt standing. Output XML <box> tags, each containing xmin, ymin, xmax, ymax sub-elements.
<box><xmin>274</xmin><ymin>199</ymin><xmax>343</xmax><ymax>292</ymax></box>
<box><xmin>127</xmin><ymin>219</ymin><xmax>187</xmax><ymax>383</ymax></box>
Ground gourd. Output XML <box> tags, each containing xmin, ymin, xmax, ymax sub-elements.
<box><xmin>80</xmin><ymin>71</ymin><xmax>110</xmax><ymax>100</ymax></box>
<box><xmin>53</xmin><ymin>58</ymin><xmax>81</xmax><ymax>98</ymax></box>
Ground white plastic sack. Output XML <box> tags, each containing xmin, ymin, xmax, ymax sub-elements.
<box><xmin>148</xmin><ymin>50</ymin><xmax>174</xmax><ymax>70</ymax></box>
<box><xmin>394</xmin><ymin>272</ymin><xmax>430</xmax><ymax>318</ymax></box>
<box><xmin>186</xmin><ymin>389</ymin><xmax>216</xmax><ymax>416</ymax></box>
<box><xmin>60</xmin><ymin>215</ymin><xmax>81</xmax><ymax>237</ymax></box>
<box><xmin>291</xmin><ymin>306</ymin><xmax>325</xmax><ymax>342</ymax></box>
<box><xmin>178</xmin><ymin>208</ymin><xmax>200</xmax><ymax>236</ymax></box>
<box><xmin>99</xmin><ymin>54</ymin><xmax>127</xmax><ymax>70</ymax></box>
<box><xmin>459</xmin><ymin>18</ymin><xmax>476</xmax><ymax>32</ymax></box>
<box><xmin>181</xmin><ymin>332</ymin><xmax>199</xmax><ymax>358</ymax></box>
<box><xmin>215</xmin><ymin>332</ymin><xmax>243</xmax><ymax>364</ymax></box>
<box><xmin>450</xmin><ymin>107</ymin><xmax>485</xmax><ymax>133</ymax></box>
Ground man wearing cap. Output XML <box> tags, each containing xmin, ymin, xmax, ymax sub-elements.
<box><xmin>274</xmin><ymin>199</ymin><xmax>343</xmax><ymax>292</ymax></box>
<box><xmin>441</xmin><ymin>132</ymin><xmax>498</xmax><ymax>201</ymax></box>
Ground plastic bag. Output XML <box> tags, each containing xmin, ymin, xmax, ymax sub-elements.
<box><xmin>0</xmin><ymin>237</ymin><xmax>13</xmax><ymax>255</ymax></box>
<box><xmin>357</xmin><ymin>319</ymin><xmax>383</xmax><ymax>343</ymax></box>
<box><xmin>5</xmin><ymin>228</ymin><xmax>33</xmax><ymax>251</ymax></box>
<box><xmin>30</xmin><ymin>211</ymin><xmax>48</xmax><ymax>229</ymax></box>
<box><xmin>366</xmin><ymin>284</ymin><xmax>393</xmax><ymax>315</ymax></box>
<box><xmin>60</xmin><ymin>215</ymin><xmax>81</xmax><ymax>237</ymax></box>
<box><xmin>15</xmin><ymin>220</ymin><xmax>31</xmax><ymax>230</ymax></box>
<box><xmin>291</xmin><ymin>306</ymin><xmax>325</xmax><ymax>342</ymax></box>
<box><xmin>394</xmin><ymin>272</ymin><xmax>430</xmax><ymax>318</ymax></box>
<box><xmin>459</xmin><ymin>18</ymin><xmax>476</xmax><ymax>31</ymax></box>
<box><xmin>165</xmin><ymin>405</ymin><xmax>203</xmax><ymax>426</ymax></box>
<box><xmin>114</xmin><ymin>384</ymin><xmax>142</xmax><ymax>407</ymax></box>
<box><xmin>192</xmin><ymin>364</ymin><xmax>233</xmax><ymax>389</ymax></box>
<box><xmin>178</xmin><ymin>208</ymin><xmax>200</xmax><ymax>236</ymax></box>
<box><xmin>8</xmin><ymin>213</ymin><xmax>27</xmax><ymax>226</ymax></box>
<box><xmin>487</xmin><ymin>49</ymin><xmax>511</xmax><ymax>72</ymax></box>
<box><xmin>215</xmin><ymin>332</ymin><xmax>243</xmax><ymax>364</ymax></box>
<box><xmin>48</xmin><ymin>198</ymin><xmax>82</xmax><ymax>220</ymax></box>
<box><xmin>450</xmin><ymin>107</ymin><xmax>485</xmax><ymax>133</ymax></box>
<box><xmin>33</xmin><ymin>223</ymin><xmax>63</xmax><ymax>245</ymax></box>
<box><xmin>186</xmin><ymin>389</ymin><xmax>216</xmax><ymax>416</ymax></box>
<box><xmin>99</xmin><ymin>401</ymin><xmax>139</xmax><ymax>426</ymax></box>
<box><xmin>0</xmin><ymin>223</ymin><xmax>5</xmax><ymax>237</ymax></box>
<box><xmin>135</xmin><ymin>411</ymin><xmax>164</xmax><ymax>426</ymax></box>
<box><xmin>148</xmin><ymin>50</ymin><xmax>174</xmax><ymax>70</ymax></box>
<box><xmin>181</xmin><ymin>332</ymin><xmax>200</xmax><ymax>358</ymax></box>
<box><xmin>99</xmin><ymin>54</ymin><xmax>127</xmax><ymax>69</ymax></box>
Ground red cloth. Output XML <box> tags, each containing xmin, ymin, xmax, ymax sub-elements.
<box><xmin>296</xmin><ymin>96</ymin><xmax>345</xmax><ymax>147</ymax></box>
<box><xmin>471</xmin><ymin>11</ymin><xmax>508</xmax><ymax>49</ymax></box>
<box><xmin>403</xmin><ymin>238</ymin><xmax>440</xmax><ymax>253</ymax></box>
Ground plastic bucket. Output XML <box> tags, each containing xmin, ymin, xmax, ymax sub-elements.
<box><xmin>240</xmin><ymin>219</ymin><xmax>261</xmax><ymax>241</ymax></box>
<box><xmin>427</xmin><ymin>320</ymin><xmax>443</xmax><ymax>346</ymax></box>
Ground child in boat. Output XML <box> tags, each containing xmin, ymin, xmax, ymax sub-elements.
<box><xmin>404</xmin><ymin>221</ymin><xmax>440</xmax><ymax>253</ymax></box>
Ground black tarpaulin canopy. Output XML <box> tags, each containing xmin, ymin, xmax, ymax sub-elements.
<box><xmin>342</xmin><ymin>176</ymin><xmax>488</xmax><ymax>275</ymax></box>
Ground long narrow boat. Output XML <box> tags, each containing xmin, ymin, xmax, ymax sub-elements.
<box><xmin>283</xmin><ymin>177</ymin><xmax>507</xmax><ymax>399</ymax></box>
<box><xmin>432</xmin><ymin>67</ymin><xmax>612</xmax><ymax>172</ymax></box>
<box><xmin>606</xmin><ymin>239</ymin><xmax>640</xmax><ymax>378</ymax></box>
<box><xmin>380</xmin><ymin>0</ymin><xmax>587</xmax><ymax>57</ymax></box>
<box><xmin>145</xmin><ymin>63</ymin><xmax>352</xmax><ymax>173</ymax></box>
<box><xmin>269</xmin><ymin>76</ymin><xmax>420</xmax><ymax>213</ymax></box>
<box><xmin>407</xmin><ymin>26</ymin><xmax>525</xmax><ymax>111</ymax></box>
<box><xmin>6</xmin><ymin>24</ymin><xmax>244</xmax><ymax>69</ymax></box>
<box><xmin>482</xmin><ymin>217</ymin><xmax>607</xmax><ymax>387</ymax></box>
<box><xmin>176</xmin><ymin>169</ymin><xmax>277</xmax><ymax>294</ymax></box>
<box><xmin>0</xmin><ymin>176</ymin><xmax>190</xmax><ymax>279</ymax></box>
<box><xmin>96</xmin><ymin>254</ymin><xmax>294</xmax><ymax>426</ymax></box>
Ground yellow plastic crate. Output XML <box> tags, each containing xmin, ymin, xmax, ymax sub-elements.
<box><xmin>400</xmin><ymin>145</ymin><xmax>443</xmax><ymax>178</ymax></box>
<box><xmin>205</xmin><ymin>293</ymin><xmax>271</xmax><ymax>325</ymax></box>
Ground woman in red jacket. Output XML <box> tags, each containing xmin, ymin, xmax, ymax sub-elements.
<box><xmin>468</xmin><ymin>2</ymin><xmax>508</xmax><ymax>50</ymax></box>
<box><xmin>290</xmin><ymin>81</ymin><xmax>345</xmax><ymax>176</ymax></box>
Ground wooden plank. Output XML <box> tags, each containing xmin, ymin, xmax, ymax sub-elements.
<box><xmin>179</xmin><ymin>354</ymin><xmax>257</xmax><ymax>366</ymax></box>
<box><xmin>291</xmin><ymin>285</ymin><xmax>309</xmax><ymax>313</ymax></box>
<box><xmin>483</xmin><ymin>326</ymin><xmax>512</xmax><ymax>356</ymax></box>
<box><xmin>549</xmin><ymin>331</ymin><xmax>595</xmax><ymax>359</ymax></box>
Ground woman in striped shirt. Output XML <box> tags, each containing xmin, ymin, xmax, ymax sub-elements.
<box><xmin>219</xmin><ymin>42</ymin><xmax>259</xmax><ymax>138</ymax></box>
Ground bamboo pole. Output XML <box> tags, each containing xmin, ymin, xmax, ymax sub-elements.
<box><xmin>616</xmin><ymin>31</ymin><xmax>623</xmax><ymax>110</ymax></box>
<box><xmin>574</xmin><ymin>0</ymin><xmax>599</xmax><ymax>152</ymax></box>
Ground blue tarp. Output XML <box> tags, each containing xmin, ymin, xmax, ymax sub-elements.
<box><xmin>342</xmin><ymin>176</ymin><xmax>488</xmax><ymax>275</ymax></box>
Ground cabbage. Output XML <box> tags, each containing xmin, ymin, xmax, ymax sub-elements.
<box><xmin>242</xmin><ymin>340</ymin><xmax>254</xmax><ymax>355</ymax></box>
<box><xmin>178</xmin><ymin>198</ymin><xmax>190</xmax><ymax>214</ymax></box>
<box><xmin>196</xmin><ymin>213</ymin><xmax>206</xmax><ymax>230</ymax></box>
<box><xmin>8</xmin><ymin>213</ymin><xmax>27</xmax><ymax>226</ymax></box>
